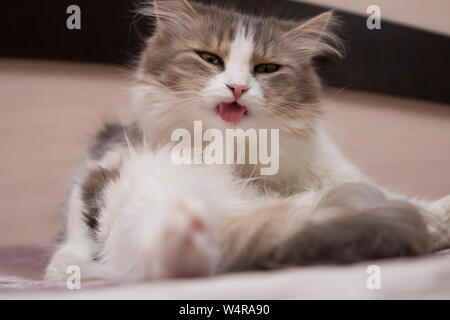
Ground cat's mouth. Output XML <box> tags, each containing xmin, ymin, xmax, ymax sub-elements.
<box><xmin>218</xmin><ymin>102</ymin><xmax>248</xmax><ymax>123</ymax></box>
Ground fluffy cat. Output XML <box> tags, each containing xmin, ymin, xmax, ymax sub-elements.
<box><xmin>46</xmin><ymin>0</ymin><xmax>450</xmax><ymax>281</ymax></box>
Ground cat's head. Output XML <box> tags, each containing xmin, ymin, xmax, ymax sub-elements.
<box><xmin>133</xmin><ymin>0</ymin><xmax>342</xmax><ymax>138</ymax></box>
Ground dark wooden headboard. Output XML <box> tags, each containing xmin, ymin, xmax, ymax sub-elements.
<box><xmin>0</xmin><ymin>0</ymin><xmax>448</xmax><ymax>104</ymax></box>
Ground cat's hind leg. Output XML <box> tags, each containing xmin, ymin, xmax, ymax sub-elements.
<box><xmin>217</xmin><ymin>183</ymin><xmax>430</xmax><ymax>273</ymax></box>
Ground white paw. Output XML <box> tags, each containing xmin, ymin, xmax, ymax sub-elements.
<box><xmin>67</xmin><ymin>196</ymin><xmax>221</xmax><ymax>282</ymax></box>
<box><xmin>45</xmin><ymin>245</ymin><xmax>109</xmax><ymax>282</ymax></box>
<box><xmin>155</xmin><ymin>197</ymin><xmax>219</xmax><ymax>278</ymax></box>
<box><xmin>44</xmin><ymin>246</ymin><xmax>81</xmax><ymax>282</ymax></box>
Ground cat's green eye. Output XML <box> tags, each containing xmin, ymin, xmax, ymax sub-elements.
<box><xmin>197</xmin><ymin>51</ymin><xmax>223</xmax><ymax>67</ymax></box>
<box><xmin>254</xmin><ymin>64</ymin><xmax>280</xmax><ymax>74</ymax></box>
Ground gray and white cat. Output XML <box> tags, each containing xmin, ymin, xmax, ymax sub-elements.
<box><xmin>46</xmin><ymin>0</ymin><xmax>450</xmax><ymax>281</ymax></box>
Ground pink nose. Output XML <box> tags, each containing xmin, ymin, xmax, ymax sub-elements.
<box><xmin>226</xmin><ymin>84</ymin><xmax>249</xmax><ymax>100</ymax></box>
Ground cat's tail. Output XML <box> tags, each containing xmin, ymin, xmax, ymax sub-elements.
<box><xmin>217</xmin><ymin>183</ymin><xmax>430</xmax><ymax>273</ymax></box>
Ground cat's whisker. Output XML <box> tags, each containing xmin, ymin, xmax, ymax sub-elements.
<box><xmin>123</xmin><ymin>128</ymin><xmax>137</xmax><ymax>156</ymax></box>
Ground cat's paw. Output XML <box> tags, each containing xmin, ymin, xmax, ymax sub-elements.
<box><xmin>99</xmin><ymin>194</ymin><xmax>221</xmax><ymax>281</ymax></box>
<box><xmin>431</xmin><ymin>195</ymin><xmax>450</xmax><ymax>223</ymax></box>
<box><xmin>45</xmin><ymin>254</ymin><xmax>69</xmax><ymax>282</ymax></box>
<box><xmin>45</xmin><ymin>245</ymin><xmax>110</xmax><ymax>282</ymax></box>
<box><xmin>154</xmin><ymin>197</ymin><xmax>220</xmax><ymax>278</ymax></box>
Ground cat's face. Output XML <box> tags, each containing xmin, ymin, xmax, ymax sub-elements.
<box><xmin>134</xmin><ymin>0</ymin><xmax>340</xmax><ymax>136</ymax></box>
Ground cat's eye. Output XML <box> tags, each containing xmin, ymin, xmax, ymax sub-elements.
<box><xmin>254</xmin><ymin>64</ymin><xmax>280</xmax><ymax>74</ymax></box>
<box><xmin>197</xmin><ymin>51</ymin><xmax>223</xmax><ymax>67</ymax></box>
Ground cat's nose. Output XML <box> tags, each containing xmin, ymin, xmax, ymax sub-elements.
<box><xmin>226</xmin><ymin>84</ymin><xmax>249</xmax><ymax>100</ymax></box>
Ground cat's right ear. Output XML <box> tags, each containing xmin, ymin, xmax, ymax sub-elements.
<box><xmin>283</xmin><ymin>11</ymin><xmax>344</xmax><ymax>60</ymax></box>
<box><xmin>148</xmin><ymin>0</ymin><xmax>198</xmax><ymax>35</ymax></box>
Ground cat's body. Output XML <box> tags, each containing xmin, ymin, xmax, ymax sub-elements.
<box><xmin>46</xmin><ymin>0</ymin><xmax>450</xmax><ymax>281</ymax></box>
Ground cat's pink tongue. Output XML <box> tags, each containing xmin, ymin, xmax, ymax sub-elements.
<box><xmin>219</xmin><ymin>102</ymin><xmax>246</xmax><ymax>123</ymax></box>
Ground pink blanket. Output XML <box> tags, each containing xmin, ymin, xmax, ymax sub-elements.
<box><xmin>1</xmin><ymin>245</ymin><xmax>450</xmax><ymax>299</ymax></box>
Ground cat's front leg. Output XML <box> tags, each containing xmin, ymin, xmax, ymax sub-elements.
<box><xmin>98</xmin><ymin>193</ymin><xmax>219</xmax><ymax>281</ymax></box>
<box><xmin>87</xmin><ymin>152</ymin><xmax>229</xmax><ymax>281</ymax></box>
<box><xmin>46</xmin><ymin>192</ymin><xmax>219</xmax><ymax>282</ymax></box>
<box><xmin>46</xmin><ymin>148</ymin><xmax>244</xmax><ymax>282</ymax></box>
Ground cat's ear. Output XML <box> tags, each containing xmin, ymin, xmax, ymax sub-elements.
<box><xmin>149</xmin><ymin>0</ymin><xmax>198</xmax><ymax>34</ymax></box>
<box><xmin>283</xmin><ymin>11</ymin><xmax>344</xmax><ymax>59</ymax></box>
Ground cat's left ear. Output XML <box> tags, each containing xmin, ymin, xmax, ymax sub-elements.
<box><xmin>283</xmin><ymin>11</ymin><xmax>343</xmax><ymax>59</ymax></box>
<box><xmin>150</xmin><ymin>0</ymin><xmax>198</xmax><ymax>35</ymax></box>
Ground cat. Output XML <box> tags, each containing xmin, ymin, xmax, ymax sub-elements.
<box><xmin>45</xmin><ymin>0</ymin><xmax>450</xmax><ymax>281</ymax></box>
